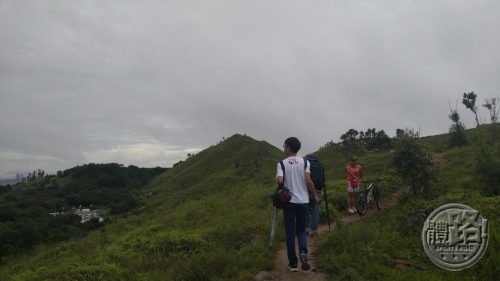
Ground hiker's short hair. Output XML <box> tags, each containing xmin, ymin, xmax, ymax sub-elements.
<box><xmin>284</xmin><ymin>137</ymin><xmax>301</xmax><ymax>153</ymax></box>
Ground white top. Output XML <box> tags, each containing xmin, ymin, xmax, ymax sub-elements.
<box><xmin>276</xmin><ymin>156</ymin><xmax>310</xmax><ymax>204</ymax></box>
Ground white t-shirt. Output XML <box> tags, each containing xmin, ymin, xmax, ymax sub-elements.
<box><xmin>276</xmin><ymin>156</ymin><xmax>310</xmax><ymax>204</ymax></box>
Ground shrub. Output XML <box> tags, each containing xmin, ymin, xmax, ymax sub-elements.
<box><xmin>448</xmin><ymin>122</ymin><xmax>468</xmax><ymax>147</ymax></box>
<box><xmin>393</xmin><ymin>129</ymin><xmax>436</xmax><ymax>197</ymax></box>
<box><xmin>475</xmin><ymin>143</ymin><xmax>500</xmax><ymax>196</ymax></box>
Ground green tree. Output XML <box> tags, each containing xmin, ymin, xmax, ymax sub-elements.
<box><xmin>462</xmin><ymin>91</ymin><xmax>480</xmax><ymax>127</ymax></box>
<box><xmin>393</xmin><ymin>129</ymin><xmax>435</xmax><ymax>197</ymax></box>
<box><xmin>359</xmin><ymin>128</ymin><xmax>391</xmax><ymax>150</ymax></box>
<box><xmin>396</xmin><ymin>128</ymin><xmax>405</xmax><ymax>138</ymax></box>
<box><xmin>340</xmin><ymin>129</ymin><xmax>358</xmax><ymax>147</ymax></box>
<box><xmin>372</xmin><ymin>129</ymin><xmax>390</xmax><ymax>149</ymax></box>
<box><xmin>448</xmin><ymin>103</ymin><xmax>468</xmax><ymax>146</ymax></box>
<box><xmin>482</xmin><ymin>97</ymin><xmax>499</xmax><ymax>124</ymax></box>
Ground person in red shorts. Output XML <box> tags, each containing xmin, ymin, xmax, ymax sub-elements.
<box><xmin>346</xmin><ymin>155</ymin><xmax>362</xmax><ymax>214</ymax></box>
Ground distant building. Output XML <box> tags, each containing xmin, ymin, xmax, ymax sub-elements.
<box><xmin>49</xmin><ymin>207</ymin><xmax>104</xmax><ymax>224</ymax></box>
<box><xmin>74</xmin><ymin>207</ymin><xmax>104</xmax><ymax>223</ymax></box>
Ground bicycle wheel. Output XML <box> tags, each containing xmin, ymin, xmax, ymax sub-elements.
<box><xmin>373</xmin><ymin>186</ymin><xmax>381</xmax><ymax>211</ymax></box>
<box><xmin>356</xmin><ymin>192</ymin><xmax>368</xmax><ymax>216</ymax></box>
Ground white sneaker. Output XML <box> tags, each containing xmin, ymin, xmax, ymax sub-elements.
<box><xmin>348</xmin><ymin>208</ymin><xmax>355</xmax><ymax>214</ymax></box>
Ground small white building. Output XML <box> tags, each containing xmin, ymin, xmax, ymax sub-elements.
<box><xmin>49</xmin><ymin>206</ymin><xmax>104</xmax><ymax>223</ymax></box>
<box><xmin>75</xmin><ymin>208</ymin><xmax>104</xmax><ymax>223</ymax></box>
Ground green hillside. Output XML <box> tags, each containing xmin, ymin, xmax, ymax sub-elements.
<box><xmin>145</xmin><ymin>134</ymin><xmax>283</xmax><ymax>206</ymax></box>
<box><xmin>0</xmin><ymin>126</ymin><xmax>498</xmax><ymax>281</ymax></box>
<box><xmin>315</xmin><ymin>124</ymin><xmax>500</xmax><ymax>281</ymax></box>
<box><xmin>0</xmin><ymin>134</ymin><xmax>285</xmax><ymax>281</ymax></box>
<box><xmin>0</xmin><ymin>164</ymin><xmax>166</xmax><ymax>261</ymax></box>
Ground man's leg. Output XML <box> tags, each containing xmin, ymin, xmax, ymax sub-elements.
<box><xmin>296</xmin><ymin>203</ymin><xmax>308</xmax><ymax>253</ymax></box>
<box><xmin>352</xmin><ymin>186</ymin><xmax>360</xmax><ymax>211</ymax></box>
<box><xmin>348</xmin><ymin>191</ymin><xmax>355</xmax><ymax>211</ymax></box>
<box><xmin>306</xmin><ymin>205</ymin><xmax>312</xmax><ymax>235</ymax></box>
<box><xmin>310</xmin><ymin>191</ymin><xmax>321</xmax><ymax>234</ymax></box>
<box><xmin>283</xmin><ymin>203</ymin><xmax>298</xmax><ymax>269</ymax></box>
<box><xmin>347</xmin><ymin>183</ymin><xmax>355</xmax><ymax>212</ymax></box>
<box><xmin>296</xmin><ymin>203</ymin><xmax>310</xmax><ymax>270</ymax></box>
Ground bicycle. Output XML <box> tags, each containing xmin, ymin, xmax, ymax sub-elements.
<box><xmin>355</xmin><ymin>178</ymin><xmax>383</xmax><ymax>216</ymax></box>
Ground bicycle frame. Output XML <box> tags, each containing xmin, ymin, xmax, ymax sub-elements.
<box><xmin>364</xmin><ymin>182</ymin><xmax>375</xmax><ymax>203</ymax></box>
<box><xmin>356</xmin><ymin>179</ymin><xmax>382</xmax><ymax>216</ymax></box>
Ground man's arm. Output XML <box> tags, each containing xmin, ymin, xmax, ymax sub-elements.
<box><xmin>276</xmin><ymin>176</ymin><xmax>283</xmax><ymax>186</ymax></box>
<box><xmin>305</xmin><ymin>172</ymin><xmax>319</xmax><ymax>204</ymax></box>
<box><xmin>276</xmin><ymin>162</ymin><xmax>284</xmax><ymax>186</ymax></box>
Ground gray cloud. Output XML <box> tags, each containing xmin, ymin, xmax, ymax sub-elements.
<box><xmin>1</xmin><ymin>1</ymin><xmax>500</xmax><ymax>178</ymax></box>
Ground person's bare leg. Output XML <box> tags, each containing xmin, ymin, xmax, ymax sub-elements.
<box><xmin>348</xmin><ymin>192</ymin><xmax>355</xmax><ymax>212</ymax></box>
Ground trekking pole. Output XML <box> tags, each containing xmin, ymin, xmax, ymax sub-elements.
<box><xmin>269</xmin><ymin>206</ymin><xmax>278</xmax><ymax>249</ymax></box>
<box><xmin>323</xmin><ymin>185</ymin><xmax>331</xmax><ymax>229</ymax></box>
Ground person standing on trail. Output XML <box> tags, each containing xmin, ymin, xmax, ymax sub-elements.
<box><xmin>346</xmin><ymin>155</ymin><xmax>362</xmax><ymax>214</ymax></box>
<box><xmin>304</xmin><ymin>154</ymin><xmax>325</xmax><ymax>237</ymax></box>
<box><xmin>276</xmin><ymin>137</ymin><xmax>319</xmax><ymax>272</ymax></box>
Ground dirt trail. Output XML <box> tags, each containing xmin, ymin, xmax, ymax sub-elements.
<box><xmin>255</xmin><ymin>188</ymin><xmax>402</xmax><ymax>281</ymax></box>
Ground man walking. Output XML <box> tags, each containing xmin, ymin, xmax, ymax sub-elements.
<box><xmin>276</xmin><ymin>137</ymin><xmax>319</xmax><ymax>272</ymax></box>
<box><xmin>305</xmin><ymin>154</ymin><xmax>325</xmax><ymax>236</ymax></box>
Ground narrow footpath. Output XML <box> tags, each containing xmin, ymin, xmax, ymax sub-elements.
<box><xmin>255</xmin><ymin>188</ymin><xmax>402</xmax><ymax>281</ymax></box>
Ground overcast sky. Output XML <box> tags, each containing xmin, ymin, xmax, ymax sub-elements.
<box><xmin>1</xmin><ymin>1</ymin><xmax>499</xmax><ymax>179</ymax></box>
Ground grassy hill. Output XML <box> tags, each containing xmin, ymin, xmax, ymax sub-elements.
<box><xmin>0</xmin><ymin>164</ymin><xmax>166</xmax><ymax>262</ymax></box>
<box><xmin>0</xmin><ymin>134</ymin><xmax>285</xmax><ymax>281</ymax></box>
<box><xmin>315</xmin><ymin>124</ymin><xmax>499</xmax><ymax>281</ymax></box>
<box><xmin>145</xmin><ymin>134</ymin><xmax>283</xmax><ymax>206</ymax></box>
<box><xmin>0</xmin><ymin>126</ymin><xmax>498</xmax><ymax>281</ymax></box>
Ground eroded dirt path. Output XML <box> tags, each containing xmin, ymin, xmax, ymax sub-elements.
<box><xmin>255</xmin><ymin>188</ymin><xmax>402</xmax><ymax>281</ymax></box>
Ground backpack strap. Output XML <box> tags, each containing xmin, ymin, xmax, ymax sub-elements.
<box><xmin>279</xmin><ymin>160</ymin><xmax>285</xmax><ymax>183</ymax></box>
<box><xmin>279</xmin><ymin>159</ymin><xmax>307</xmax><ymax>185</ymax></box>
<box><xmin>318</xmin><ymin>161</ymin><xmax>324</xmax><ymax>181</ymax></box>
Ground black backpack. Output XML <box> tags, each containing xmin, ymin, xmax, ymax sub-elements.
<box><xmin>309</xmin><ymin>160</ymin><xmax>325</xmax><ymax>191</ymax></box>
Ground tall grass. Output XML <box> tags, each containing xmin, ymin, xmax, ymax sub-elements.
<box><xmin>316</xmin><ymin>192</ymin><xmax>499</xmax><ymax>281</ymax></box>
<box><xmin>0</xmin><ymin>183</ymin><xmax>279</xmax><ymax>281</ymax></box>
<box><xmin>315</xmin><ymin>124</ymin><xmax>500</xmax><ymax>281</ymax></box>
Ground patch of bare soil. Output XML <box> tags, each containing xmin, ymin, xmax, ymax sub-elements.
<box><xmin>255</xmin><ymin>188</ymin><xmax>402</xmax><ymax>281</ymax></box>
